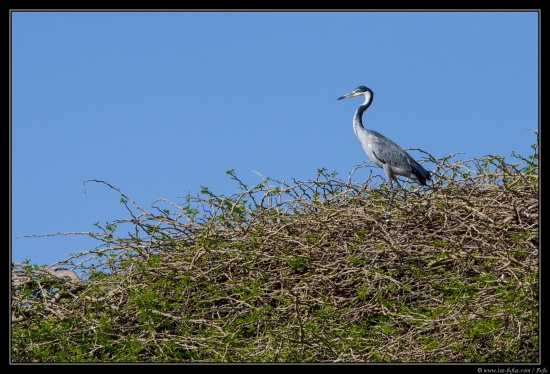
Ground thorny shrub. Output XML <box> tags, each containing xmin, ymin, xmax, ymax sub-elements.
<box><xmin>12</xmin><ymin>142</ymin><xmax>539</xmax><ymax>363</ymax></box>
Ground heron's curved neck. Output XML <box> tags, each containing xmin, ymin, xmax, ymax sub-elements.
<box><xmin>353</xmin><ymin>92</ymin><xmax>373</xmax><ymax>131</ymax></box>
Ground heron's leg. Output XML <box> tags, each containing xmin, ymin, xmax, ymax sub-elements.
<box><xmin>393</xmin><ymin>178</ymin><xmax>407</xmax><ymax>202</ymax></box>
<box><xmin>386</xmin><ymin>179</ymin><xmax>396</xmax><ymax>216</ymax></box>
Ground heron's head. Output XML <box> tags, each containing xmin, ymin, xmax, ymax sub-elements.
<box><xmin>337</xmin><ymin>86</ymin><xmax>372</xmax><ymax>100</ymax></box>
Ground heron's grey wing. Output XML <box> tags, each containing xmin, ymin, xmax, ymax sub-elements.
<box><xmin>369</xmin><ymin>135</ymin><xmax>415</xmax><ymax>173</ymax></box>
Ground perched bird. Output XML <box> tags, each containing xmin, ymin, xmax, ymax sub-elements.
<box><xmin>338</xmin><ymin>85</ymin><xmax>431</xmax><ymax>213</ymax></box>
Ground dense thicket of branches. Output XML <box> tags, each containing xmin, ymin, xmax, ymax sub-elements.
<box><xmin>11</xmin><ymin>144</ymin><xmax>538</xmax><ymax>363</ymax></box>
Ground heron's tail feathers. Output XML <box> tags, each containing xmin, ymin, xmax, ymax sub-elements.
<box><xmin>414</xmin><ymin>165</ymin><xmax>431</xmax><ymax>186</ymax></box>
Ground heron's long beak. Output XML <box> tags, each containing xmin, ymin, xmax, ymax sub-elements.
<box><xmin>337</xmin><ymin>92</ymin><xmax>355</xmax><ymax>100</ymax></box>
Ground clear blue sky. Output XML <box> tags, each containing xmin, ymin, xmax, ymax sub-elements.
<box><xmin>11</xmin><ymin>11</ymin><xmax>539</xmax><ymax>267</ymax></box>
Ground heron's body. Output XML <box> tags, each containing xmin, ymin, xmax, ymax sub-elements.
<box><xmin>338</xmin><ymin>85</ymin><xmax>430</xmax><ymax>211</ymax></box>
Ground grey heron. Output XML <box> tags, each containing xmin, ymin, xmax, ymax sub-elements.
<box><xmin>338</xmin><ymin>85</ymin><xmax>431</xmax><ymax>213</ymax></box>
